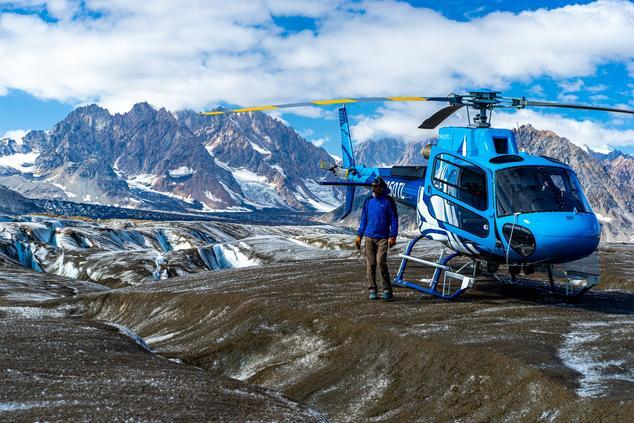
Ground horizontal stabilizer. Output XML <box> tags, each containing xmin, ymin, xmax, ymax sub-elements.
<box><xmin>318</xmin><ymin>180</ymin><xmax>371</xmax><ymax>187</ymax></box>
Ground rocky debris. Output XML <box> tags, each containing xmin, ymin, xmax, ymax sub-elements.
<box><xmin>0</xmin><ymin>265</ymin><xmax>324</xmax><ymax>422</ymax></box>
<box><xmin>0</xmin><ymin>253</ymin><xmax>108</xmax><ymax>306</ymax></box>
<box><xmin>70</xmin><ymin>254</ymin><xmax>634</xmax><ymax>422</ymax></box>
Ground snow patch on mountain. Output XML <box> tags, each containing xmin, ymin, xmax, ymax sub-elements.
<box><xmin>584</xmin><ymin>144</ymin><xmax>614</xmax><ymax>155</ymax></box>
<box><xmin>0</xmin><ymin>151</ymin><xmax>39</xmax><ymax>173</ymax></box>
<box><xmin>271</xmin><ymin>164</ymin><xmax>286</xmax><ymax>177</ymax></box>
<box><xmin>211</xmin><ymin>160</ymin><xmax>288</xmax><ymax>210</ymax></box>
<box><xmin>126</xmin><ymin>173</ymin><xmax>195</xmax><ymax>205</ymax></box>
<box><xmin>303</xmin><ymin>179</ymin><xmax>339</xmax><ymax>212</ymax></box>
<box><xmin>126</xmin><ymin>173</ymin><xmax>158</xmax><ymax>190</ymax></box>
<box><xmin>249</xmin><ymin>140</ymin><xmax>272</xmax><ymax>155</ymax></box>
<box><xmin>48</xmin><ymin>182</ymin><xmax>77</xmax><ymax>199</ymax></box>
<box><xmin>168</xmin><ymin>166</ymin><xmax>195</xmax><ymax>178</ymax></box>
<box><xmin>1</xmin><ymin>130</ymin><xmax>28</xmax><ymax>145</ymax></box>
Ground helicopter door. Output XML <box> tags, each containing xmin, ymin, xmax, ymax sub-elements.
<box><xmin>425</xmin><ymin>152</ymin><xmax>495</xmax><ymax>252</ymax></box>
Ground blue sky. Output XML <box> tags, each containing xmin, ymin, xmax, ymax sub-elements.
<box><xmin>0</xmin><ymin>0</ymin><xmax>633</xmax><ymax>155</ymax></box>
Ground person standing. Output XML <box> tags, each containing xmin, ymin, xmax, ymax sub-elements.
<box><xmin>355</xmin><ymin>177</ymin><xmax>399</xmax><ymax>300</ymax></box>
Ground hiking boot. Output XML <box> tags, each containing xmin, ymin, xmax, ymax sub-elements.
<box><xmin>368</xmin><ymin>290</ymin><xmax>378</xmax><ymax>300</ymax></box>
<box><xmin>381</xmin><ymin>291</ymin><xmax>393</xmax><ymax>301</ymax></box>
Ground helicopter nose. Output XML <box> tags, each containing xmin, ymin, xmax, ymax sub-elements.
<box><xmin>502</xmin><ymin>212</ymin><xmax>600</xmax><ymax>263</ymax></box>
<box><xmin>537</xmin><ymin>216</ymin><xmax>599</xmax><ymax>258</ymax></box>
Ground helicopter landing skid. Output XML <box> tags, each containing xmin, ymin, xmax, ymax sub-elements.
<box><xmin>393</xmin><ymin>235</ymin><xmax>475</xmax><ymax>300</ymax></box>
<box><xmin>498</xmin><ymin>266</ymin><xmax>599</xmax><ymax>298</ymax></box>
<box><xmin>393</xmin><ymin>236</ymin><xmax>599</xmax><ymax>300</ymax></box>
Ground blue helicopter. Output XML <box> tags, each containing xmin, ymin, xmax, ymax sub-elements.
<box><xmin>203</xmin><ymin>91</ymin><xmax>634</xmax><ymax>300</ymax></box>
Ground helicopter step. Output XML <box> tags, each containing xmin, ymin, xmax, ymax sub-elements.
<box><xmin>393</xmin><ymin>235</ymin><xmax>476</xmax><ymax>300</ymax></box>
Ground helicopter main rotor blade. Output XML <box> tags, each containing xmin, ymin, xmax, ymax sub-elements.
<box><xmin>418</xmin><ymin>104</ymin><xmax>464</xmax><ymax>129</ymax></box>
<box><xmin>200</xmin><ymin>96</ymin><xmax>449</xmax><ymax>116</ymax></box>
<box><xmin>523</xmin><ymin>100</ymin><xmax>634</xmax><ymax>115</ymax></box>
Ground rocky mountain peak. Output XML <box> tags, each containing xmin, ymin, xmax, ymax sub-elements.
<box><xmin>354</xmin><ymin>137</ymin><xmax>431</xmax><ymax>167</ymax></box>
<box><xmin>63</xmin><ymin>104</ymin><xmax>113</xmax><ymax>131</ymax></box>
<box><xmin>178</xmin><ymin>109</ymin><xmax>340</xmax><ymax>211</ymax></box>
<box><xmin>0</xmin><ymin>103</ymin><xmax>341</xmax><ymax>213</ymax></box>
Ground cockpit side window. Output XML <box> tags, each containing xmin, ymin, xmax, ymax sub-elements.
<box><xmin>432</xmin><ymin>154</ymin><xmax>487</xmax><ymax>211</ymax></box>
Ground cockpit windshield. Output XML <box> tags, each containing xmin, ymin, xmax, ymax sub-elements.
<box><xmin>496</xmin><ymin>166</ymin><xmax>588</xmax><ymax>216</ymax></box>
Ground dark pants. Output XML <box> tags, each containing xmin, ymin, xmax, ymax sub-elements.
<box><xmin>365</xmin><ymin>237</ymin><xmax>391</xmax><ymax>292</ymax></box>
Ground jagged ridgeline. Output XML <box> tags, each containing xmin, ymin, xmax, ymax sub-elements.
<box><xmin>0</xmin><ymin>103</ymin><xmax>341</xmax><ymax>213</ymax></box>
<box><xmin>322</xmin><ymin>126</ymin><xmax>634</xmax><ymax>243</ymax></box>
<box><xmin>0</xmin><ymin>104</ymin><xmax>632</xmax><ymax>242</ymax></box>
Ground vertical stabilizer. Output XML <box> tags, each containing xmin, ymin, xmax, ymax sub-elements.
<box><xmin>339</xmin><ymin>106</ymin><xmax>356</xmax><ymax>219</ymax></box>
<box><xmin>341</xmin><ymin>185</ymin><xmax>356</xmax><ymax>219</ymax></box>
<box><xmin>340</xmin><ymin>107</ymin><xmax>355</xmax><ymax>168</ymax></box>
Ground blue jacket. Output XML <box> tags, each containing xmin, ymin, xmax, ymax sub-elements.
<box><xmin>357</xmin><ymin>194</ymin><xmax>399</xmax><ymax>239</ymax></box>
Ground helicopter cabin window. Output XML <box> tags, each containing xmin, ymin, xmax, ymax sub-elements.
<box><xmin>496</xmin><ymin>166</ymin><xmax>589</xmax><ymax>216</ymax></box>
<box><xmin>493</xmin><ymin>137</ymin><xmax>509</xmax><ymax>154</ymax></box>
<box><xmin>430</xmin><ymin>195</ymin><xmax>489</xmax><ymax>238</ymax></box>
<box><xmin>432</xmin><ymin>154</ymin><xmax>487</xmax><ymax>211</ymax></box>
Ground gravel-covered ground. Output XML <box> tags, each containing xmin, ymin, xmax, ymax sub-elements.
<box><xmin>0</xmin><ymin>266</ymin><xmax>324</xmax><ymax>422</ymax></box>
<box><xmin>1</xmin><ymin>218</ymin><xmax>632</xmax><ymax>422</ymax></box>
<box><xmin>70</xmin><ymin>256</ymin><xmax>633</xmax><ymax>422</ymax></box>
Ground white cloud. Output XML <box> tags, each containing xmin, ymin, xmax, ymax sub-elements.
<box><xmin>351</xmin><ymin>101</ymin><xmax>471</xmax><ymax>143</ymax></box>
<box><xmin>1</xmin><ymin>128</ymin><xmax>28</xmax><ymax>143</ymax></box>
<box><xmin>0</xmin><ymin>0</ymin><xmax>631</xmax><ymax>153</ymax></box>
<box><xmin>557</xmin><ymin>93</ymin><xmax>579</xmax><ymax>102</ymax></box>
<box><xmin>298</xmin><ymin>128</ymin><xmax>314</xmax><ymax>138</ymax></box>
<box><xmin>494</xmin><ymin>109</ymin><xmax>634</xmax><ymax>151</ymax></box>
<box><xmin>590</xmin><ymin>94</ymin><xmax>609</xmax><ymax>101</ymax></box>
<box><xmin>559</xmin><ymin>79</ymin><xmax>584</xmax><ymax>93</ymax></box>
<box><xmin>352</xmin><ymin>102</ymin><xmax>437</xmax><ymax>142</ymax></box>
<box><xmin>586</xmin><ymin>84</ymin><xmax>609</xmax><ymax>93</ymax></box>
<box><xmin>0</xmin><ymin>0</ymin><xmax>634</xmax><ymax>152</ymax></box>
<box><xmin>350</xmin><ymin>100</ymin><xmax>634</xmax><ymax>152</ymax></box>
<box><xmin>310</xmin><ymin>136</ymin><xmax>330</xmax><ymax>147</ymax></box>
<box><xmin>528</xmin><ymin>84</ymin><xmax>545</xmax><ymax>97</ymax></box>
<box><xmin>266</xmin><ymin>0</ymin><xmax>339</xmax><ymax>18</ymax></box>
